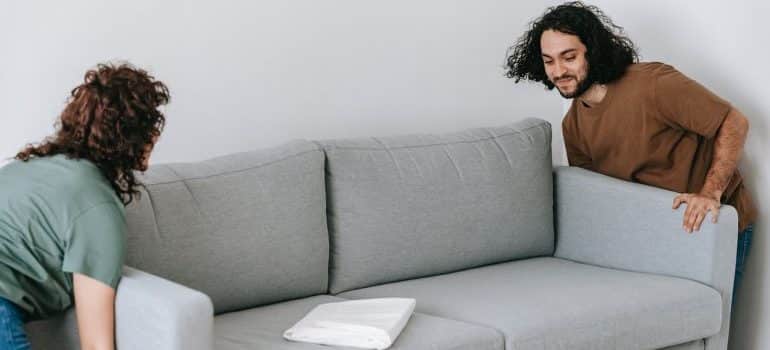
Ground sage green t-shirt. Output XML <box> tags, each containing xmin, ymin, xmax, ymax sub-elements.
<box><xmin>0</xmin><ymin>155</ymin><xmax>126</xmax><ymax>320</ymax></box>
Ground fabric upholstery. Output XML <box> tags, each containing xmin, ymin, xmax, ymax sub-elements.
<box><xmin>25</xmin><ymin>267</ymin><xmax>215</xmax><ymax>350</ymax></box>
<box><xmin>124</xmin><ymin>140</ymin><xmax>329</xmax><ymax>313</ymax></box>
<box><xmin>338</xmin><ymin>257</ymin><xmax>722</xmax><ymax>350</ymax></box>
<box><xmin>660</xmin><ymin>339</ymin><xmax>705</xmax><ymax>350</ymax></box>
<box><xmin>553</xmin><ymin>166</ymin><xmax>738</xmax><ymax>350</ymax></box>
<box><xmin>321</xmin><ymin>118</ymin><xmax>553</xmax><ymax>293</ymax></box>
<box><xmin>25</xmin><ymin>309</ymin><xmax>78</xmax><ymax>350</ymax></box>
<box><xmin>215</xmin><ymin>295</ymin><xmax>504</xmax><ymax>350</ymax></box>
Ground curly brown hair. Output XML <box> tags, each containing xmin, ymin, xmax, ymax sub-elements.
<box><xmin>506</xmin><ymin>1</ymin><xmax>638</xmax><ymax>89</ymax></box>
<box><xmin>16</xmin><ymin>63</ymin><xmax>170</xmax><ymax>205</ymax></box>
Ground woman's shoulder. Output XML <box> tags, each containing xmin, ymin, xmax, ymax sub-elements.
<box><xmin>3</xmin><ymin>155</ymin><xmax>122</xmax><ymax>217</ymax></box>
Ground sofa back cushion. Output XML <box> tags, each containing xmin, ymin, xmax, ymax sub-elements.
<box><xmin>124</xmin><ymin>140</ymin><xmax>329</xmax><ymax>314</ymax></box>
<box><xmin>321</xmin><ymin>118</ymin><xmax>554</xmax><ymax>294</ymax></box>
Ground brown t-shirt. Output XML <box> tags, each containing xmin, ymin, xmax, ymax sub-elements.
<box><xmin>562</xmin><ymin>62</ymin><xmax>756</xmax><ymax>231</ymax></box>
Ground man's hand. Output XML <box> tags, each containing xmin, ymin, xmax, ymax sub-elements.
<box><xmin>672</xmin><ymin>193</ymin><xmax>721</xmax><ymax>233</ymax></box>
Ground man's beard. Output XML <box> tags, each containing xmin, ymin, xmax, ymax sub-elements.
<box><xmin>554</xmin><ymin>75</ymin><xmax>594</xmax><ymax>99</ymax></box>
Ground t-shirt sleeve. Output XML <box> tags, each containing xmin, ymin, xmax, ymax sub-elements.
<box><xmin>61</xmin><ymin>202</ymin><xmax>126</xmax><ymax>289</ymax></box>
<box><xmin>654</xmin><ymin>64</ymin><xmax>731</xmax><ymax>139</ymax></box>
<box><xmin>562</xmin><ymin>110</ymin><xmax>592</xmax><ymax>169</ymax></box>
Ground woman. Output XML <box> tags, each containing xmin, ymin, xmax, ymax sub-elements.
<box><xmin>0</xmin><ymin>63</ymin><xmax>170</xmax><ymax>350</ymax></box>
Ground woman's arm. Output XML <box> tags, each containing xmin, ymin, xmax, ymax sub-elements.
<box><xmin>73</xmin><ymin>273</ymin><xmax>116</xmax><ymax>350</ymax></box>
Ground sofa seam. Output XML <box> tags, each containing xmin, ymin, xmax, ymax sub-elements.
<box><xmin>140</xmin><ymin>123</ymin><xmax>547</xmax><ymax>185</ymax></box>
<box><xmin>142</xmin><ymin>149</ymin><xmax>320</xmax><ymax>186</ymax></box>
<box><xmin>333</xmin><ymin>294</ymin><xmax>508</xmax><ymax>346</ymax></box>
<box><xmin>140</xmin><ymin>184</ymin><xmax>163</xmax><ymax>242</ymax></box>
<box><xmin>164</xmin><ymin>165</ymin><xmax>209</xmax><ymax>222</ymax></box>
<box><xmin>310</xmin><ymin>139</ymin><xmax>334</xmax><ymax>295</ymax></box>
<box><xmin>323</xmin><ymin>123</ymin><xmax>548</xmax><ymax>151</ymax></box>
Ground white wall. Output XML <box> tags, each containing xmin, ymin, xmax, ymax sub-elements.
<box><xmin>584</xmin><ymin>1</ymin><xmax>769</xmax><ymax>349</ymax></box>
<box><xmin>2</xmin><ymin>1</ymin><xmax>767</xmax><ymax>348</ymax></box>
<box><xmin>0</xmin><ymin>0</ymin><xmax>563</xmax><ymax>166</ymax></box>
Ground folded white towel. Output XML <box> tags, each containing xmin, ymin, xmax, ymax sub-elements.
<box><xmin>283</xmin><ymin>298</ymin><xmax>416</xmax><ymax>350</ymax></box>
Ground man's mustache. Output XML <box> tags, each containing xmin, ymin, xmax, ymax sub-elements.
<box><xmin>553</xmin><ymin>75</ymin><xmax>577</xmax><ymax>83</ymax></box>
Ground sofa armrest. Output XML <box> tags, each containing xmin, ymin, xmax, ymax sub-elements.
<box><xmin>554</xmin><ymin>166</ymin><xmax>738</xmax><ymax>289</ymax></box>
<box><xmin>116</xmin><ymin>266</ymin><xmax>214</xmax><ymax>350</ymax></box>
<box><xmin>26</xmin><ymin>267</ymin><xmax>214</xmax><ymax>350</ymax></box>
<box><xmin>553</xmin><ymin>166</ymin><xmax>739</xmax><ymax>350</ymax></box>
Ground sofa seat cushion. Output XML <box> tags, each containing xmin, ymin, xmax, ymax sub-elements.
<box><xmin>215</xmin><ymin>295</ymin><xmax>503</xmax><ymax>350</ymax></box>
<box><xmin>337</xmin><ymin>257</ymin><xmax>722</xmax><ymax>350</ymax></box>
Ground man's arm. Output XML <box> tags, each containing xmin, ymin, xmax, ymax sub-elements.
<box><xmin>672</xmin><ymin>107</ymin><xmax>749</xmax><ymax>232</ymax></box>
<box><xmin>701</xmin><ymin>108</ymin><xmax>750</xmax><ymax>200</ymax></box>
<box><xmin>73</xmin><ymin>273</ymin><xmax>116</xmax><ymax>350</ymax></box>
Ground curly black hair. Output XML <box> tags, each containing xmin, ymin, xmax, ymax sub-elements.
<box><xmin>16</xmin><ymin>63</ymin><xmax>170</xmax><ymax>205</ymax></box>
<box><xmin>505</xmin><ymin>1</ymin><xmax>639</xmax><ymax>90</ymax></box>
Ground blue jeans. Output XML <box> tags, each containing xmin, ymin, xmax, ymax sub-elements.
<box><xmin>733</xmin><ymin>224</ymin><xmax>753</xmax><ymax>305</ymax></box>
<box><xmin>0</xmin><ymin>298</ymin><xmax>29</xmax><ymax>350</ymax></box>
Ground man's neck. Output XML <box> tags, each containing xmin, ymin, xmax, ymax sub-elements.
<box><xmin>578</xmin><ymin>83</ymin><xmax>607</xmax><ymax>107</ymax></box>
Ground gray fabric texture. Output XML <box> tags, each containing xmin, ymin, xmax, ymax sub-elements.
<box><xmin>660</xmin><ymin>339</ymin><xmax>705</xmax><ymax>350</ymax></box>
<box><xmin>115</xmin><ymin>266</ymin><xmax>214</xmax><ymax>350</ymax></box>
<box><xmin>553</xmin><ymin>166</ymin><xmax>738</xmax><ymax>350</ymax></box>
<box><xmin>215</xmin><ymin>295</ymin><xmax>504</xmax><ymax>350</ymax></box>
<box><xmin>321</xmin><ymin>118</ymin><xmax>553</xmax><ymax>294</ymax></box>
<box><xmin>25</xmin><ymin>308</ymin><xmax>78</xmax><ymax>350</ymax></box>
<box><xmin>26</xmin><ymin>266</ymin><xmax>214</xmax><ymax>350</ymax></box>
<box><xmin>338</xmin><ymin>257</ymin><xmax>722</xmax><ymax>350</ymax></box>
<box><xmin>124</xmin><ymin>140</ymin><xmax>329</xmax><ymax>314</ymax></box>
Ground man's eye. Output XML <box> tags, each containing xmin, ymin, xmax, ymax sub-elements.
<box><xmin>565</xmin><ymin>57</ymin><xmax>576</xmax><ymax>61</ymax></box>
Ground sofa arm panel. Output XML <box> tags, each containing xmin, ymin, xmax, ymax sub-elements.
<box><xmin>554</xmin><ymin>166</ymin><xmax>737</xmax><ymax>286</ymax></box>
<box><xmin>553</xmin><ymin>167</ymin><xmax>737</xmax><ymax>350</ymax></box>
<box><xmin>115</xmin><ymin>266</ymin><xmax>214</xmax><ymax>350</ymax></box>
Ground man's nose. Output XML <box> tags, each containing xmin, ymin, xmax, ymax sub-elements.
<box><xmin>554</xmin><ymin>62</ymin><xmax>567</xmax><ymax>77</ymax></box>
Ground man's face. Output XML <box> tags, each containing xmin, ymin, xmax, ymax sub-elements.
<box><xmin>540</xmin><ymin>29</ymin><xmax>590</xmax><ymax>99</ymax></box>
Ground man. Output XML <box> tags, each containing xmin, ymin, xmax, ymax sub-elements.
<box><xmin>505</xmin><ymin>1</ymin><xmax>755</xmax><ymax>300</ymax></box>
<box><xmin>0</xmin><ymin>63</ymin><xmax>169</xmax><ymax>349</ymax></box>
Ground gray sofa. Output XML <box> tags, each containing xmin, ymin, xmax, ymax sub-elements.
<box><xmin>25</xmin><ymin>118</ymin><xmax>737</xmax><ymax>350</ymax></box>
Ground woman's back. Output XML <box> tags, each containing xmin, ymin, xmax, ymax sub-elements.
<box><xmin>0</xmin><ymin>154</ymin><xmax>125</xmax><ymax>321</ymax></box>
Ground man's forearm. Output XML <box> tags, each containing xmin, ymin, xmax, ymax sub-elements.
<box><xmin>699</xmin><ymin>108</ymin><xmax>749</xmax><ymax>201</ymax></box>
